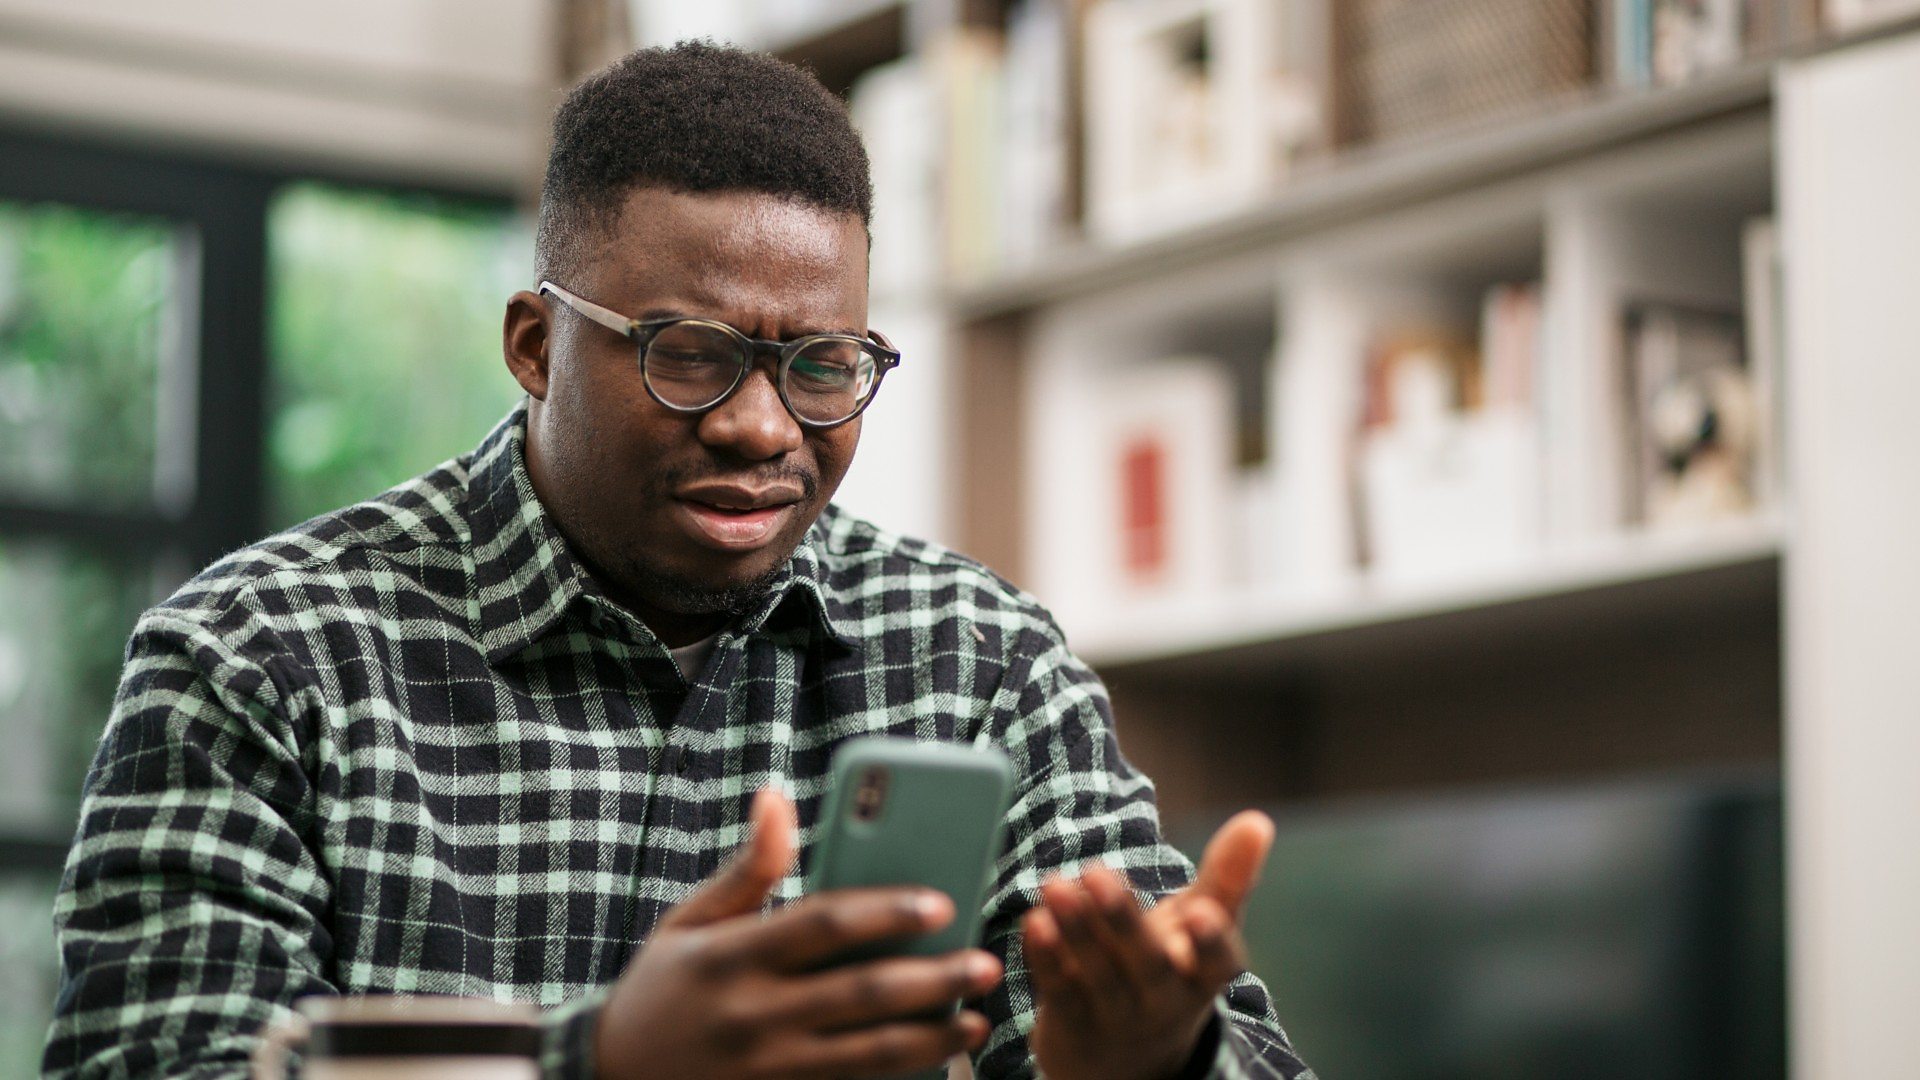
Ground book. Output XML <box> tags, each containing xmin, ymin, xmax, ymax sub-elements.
<box><xmin>1613</xmin><ymin>0</ymin><xmax>1657</xmax><ymax>87</ymax></box>
<box><xmin>850</xmin><ymin>57</ymin><xmax>942</xmax><ymax>302</ymax></box>
<box><xmin>1094</xmin><ymin>357</ymin><xmax>1238</xmax><ymax>601</ymax></box>
<box><xmin>1620</xmin><ymin>304</ymin><xmax>1757</xmax><ymax>528</ymax></box>
<box><xmin>937</xmin><ymin>28</ymin><xmax>1007</xmax><ymax>284</ymax></box>
<box><xmin>997</xmin><ymin>0</ymin><xmax>1074</xmax><ymax>271</ymax></box>
<box><xmin>1653</xmin><ymin>0</ymin><xmax>1745</xmax><ymax>84</ymax></box>
<box><xmin>1479</xmin><ymin>282</ymin><xmax>1543</xmax><ymax>412</ymax></box>
<box><xmin>1741</xmin><ymin>217</ymin><xmax>1784</xmax><ymax>508</ymax></box>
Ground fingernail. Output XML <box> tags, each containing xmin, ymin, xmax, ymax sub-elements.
<box><xmin>916</xmin><ymin>891</ymin><xmax>951</xmax><ymax>924</ymax></box>
<box><xmin>967</xmin><ymin>952</ymin><xmax>998</xmax><ymax>981</ymax></box>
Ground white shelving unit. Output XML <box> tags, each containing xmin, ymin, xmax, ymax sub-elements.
<box><xmin>1778</xmin><ymin>28</ymin><xmax>1920</xmax><ymax>1078</ymax></box>
<box><xmin>1076</xmin><ymin>514</ymin><xmax>1784</xmax><ymax>669</ymax></box>
<box><xmin>950</xmin><ymin>59</ymin><xmax>1777</xmax><ymax>318</ymax></box>
<box><xmin>636</xmin><ymin>5</ymin><xmax>1920</xmax><ymax>1075</ymax></box>
<box><xmin>1023</xmin><ymin>101</ymin><xmax>1775</xmax><ymax>657</ymax></box>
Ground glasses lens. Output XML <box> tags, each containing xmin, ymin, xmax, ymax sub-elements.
<box><xmin>785</xmin><ymin>339</ymin><xmax>878</xmax><ymax>424</ymax></box>
<box><xmin>643</xmin><ymin>321</ymin><xmax>745</xmax><ymax>409</ymax></box>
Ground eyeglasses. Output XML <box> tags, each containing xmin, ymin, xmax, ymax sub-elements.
<box><xmin>538</xmin><ymin>280</ymin><xmax>900</xmax><ymax>428</ymax></box>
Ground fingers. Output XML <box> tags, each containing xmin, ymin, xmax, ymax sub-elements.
<box><xmin>1038</xmin><ymin>875</ymin><xmax>1127</xmax><ymax>995</ymax></box>
<box><xmin>1189</xmin><ymin>810</ymin><xmax>1275</xmax><ymax>919</ymax></box>
<box><xmin>768</xmin><ymin>949</ymin><xmax>1001</xmax><ymax>1031</ymax></box>
<box><xmin>1022</xmin><ymin>904</ymin><xmax>1105</xmax><ymax>1034</ymax></box>
<box><xmin>1032</xmin><ymin>863</ymin><xmax>1244</xmax><ymax>999</ymax></box>
<box><xmin>660</xmin><ymin>787</ymin><xmax>797</xmax><ymax>929</ymax></box>
<box><xmin>1020</xmin><ymin>906</ymin><xmax>1074</xmax><ymax>996</ymax></box>
<box><xmin>1078</xmin><ymin>864</ymin><xmax>1178</xmax><ymax>989</ymax></box>
<box><xmin>781</xmin><ymin>1011</ymin><xmax>990</xmax><ymax>1080</ymax></box>
<box><xmin>1144</xmin><ymin>898</ymin><xmax>1199</xmax><ymax>976</ymax></box>
<box><xmin>1181</xmin><ymin>896</ymin><xmax>1248</xmax><ymax>990</ymax></box>
<box><xmin>719</xmin><ymin>886</ymin><xmax>954</xmax><ymax>972</ymax></box>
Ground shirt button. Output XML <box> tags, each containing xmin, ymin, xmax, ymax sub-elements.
<box><xmin>667</xmin><ymin>746</ymin><xmax>687</xmax><ymax>774</ymax></box>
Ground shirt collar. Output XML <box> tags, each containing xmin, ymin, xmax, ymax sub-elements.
<box><xmin>467</xmin><ymin>403</ymin><xmax>857</xmax><ymax>665</ymax></box>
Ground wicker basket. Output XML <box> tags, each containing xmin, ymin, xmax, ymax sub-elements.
<box><xmin>1332</xmin><ymin>0</ymin><xmax>1596</xmax><ymax>147</ymax></box>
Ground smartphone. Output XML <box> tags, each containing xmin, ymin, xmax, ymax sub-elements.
<box><xmin>805</xmin><ymin>736</ymin><xmax>1016</xmax><ymax>966</ymax></box>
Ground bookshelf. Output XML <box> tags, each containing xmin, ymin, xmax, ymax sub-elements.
<box><xmin>1080</xmin><ymin>514</ymin><xmax>1783</xmax><ymax>670</ymax></box>
<box><xmin>665</xmin><ymin>5</ymin><xmax>1799</xmax><ymax>765</ymax></box>
<box><xmin>654</xmin><ymin>3</ymin><xmax>1919</xmax><ymax>1074</ymax></box>
<box><xmin>749</xmin><ymin>0</ymin><xmax>910</xmax><ymax>94</ymax></box>
<box><xmin>951</xmin><ymin>58</ymin><xmax>1774</xmax><ymax>319</ymax></box>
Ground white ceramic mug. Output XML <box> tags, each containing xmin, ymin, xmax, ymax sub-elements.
<box><xmin>250</xmin><ymin>996</ymin><xmax>539</xmax><ymax>1080</ymax></box>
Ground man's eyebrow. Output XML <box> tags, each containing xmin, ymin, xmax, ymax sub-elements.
<box><xmin>636</xmin><ymin>309</ymin><xmax>868</xmax><ymax>340</ymax></box>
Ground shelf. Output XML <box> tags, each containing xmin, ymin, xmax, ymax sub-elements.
<box><xmin>950</xmin><ymin>61</ymin><xmax>1777</xmax><ymax>319</ymax></box>
<box><xmin>1077</xmin><ymin>516</ymin><xmax>1785</xmax><ymax>675</ymax></box>
<box><xmin>756</xmin><ymin>0</ymin><xmax>909</xmax><ymax>96</ymax></box>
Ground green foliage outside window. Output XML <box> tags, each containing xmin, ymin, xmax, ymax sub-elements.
<box><xmin>267</xmin><ymin>183</ymin><xmax>530</xmax><ymax>528</ymax></box>
<box><xmin>0</xmin><ymin>201</ymin><xmax>179</xmax><ymax>509</ymax></box>
<box><xmin>0</xmin><ymin>874</ymin><xmax>58</xmax><ymax>1075</ymax></box>
<box><xmin>0</xmin><ymin>543</ymin><xmax>162</xmax><ymax>832</ymax></box>
<box><xmin>0</xmin><ymin>180</ymin><xmax>533</xmax><ymax>1079</ymax></box>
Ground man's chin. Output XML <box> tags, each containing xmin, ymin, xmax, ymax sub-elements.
<box><xmin>618</xmin><ymin>555</ymin><xmax>789</xmax><ymax>618</ymax></box>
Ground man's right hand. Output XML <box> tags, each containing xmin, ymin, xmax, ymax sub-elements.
<box><xmin>593</xmin><ymin>787</ymin><xmax>1002</xmax><ymax>1079</ymax></box>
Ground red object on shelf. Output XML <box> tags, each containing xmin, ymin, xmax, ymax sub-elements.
<box><xmin>1121</xmin><ymin>436</ymin><xmax>1168</xmax><ymax>581</ymax></box>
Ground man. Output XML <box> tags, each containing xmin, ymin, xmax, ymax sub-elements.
<box><xmin>46</xmin><ymin>42</ymin><xmax>1314</xmax><ymax>1080</ymax></box>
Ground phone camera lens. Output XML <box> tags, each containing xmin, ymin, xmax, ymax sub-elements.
<box><xmin>852</xmin><ymin>765</ymin><xmax>889</xmax><ymax>822</ymax></box>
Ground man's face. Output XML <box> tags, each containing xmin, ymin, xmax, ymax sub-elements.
<box><xmin>507</xmin><ymin>187</ymin><xmax>869</xmax><ymax>637</ymax></box>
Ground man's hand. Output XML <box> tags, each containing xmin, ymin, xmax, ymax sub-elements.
<box><xmin>594</xmin><ymin>787</ymin><xmax>1002</xmax><ymax>1080</ymax></box>
<box><xmin>1022</xmin><ymin>810</ymin><xmax>1276</xmax><ymax>1080</ymax></box>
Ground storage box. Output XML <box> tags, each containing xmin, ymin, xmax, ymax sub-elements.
<box><xmin>1332</xmin><ymin>0</ymin><xmax>1596</xmax><ymax>146</ymax></box>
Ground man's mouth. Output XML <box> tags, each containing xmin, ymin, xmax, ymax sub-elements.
<box><xmin>672</xmin><ymin>480</ymin><xmax>809</xmax><ymax>551</ymax></box>
<box><xmin>675</xmin><ymin>497</ymin><xmax>798</xmax><ymax>550</ymax></box>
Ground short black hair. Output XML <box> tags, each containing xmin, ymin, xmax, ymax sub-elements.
<box><xmin>534</xmin><ymin>40</ymin><xmax>872</xmax><ymax>283</ymax></box>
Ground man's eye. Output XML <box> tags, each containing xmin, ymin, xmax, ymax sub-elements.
<box><xmin>651</xmin><ymin>349</ymin><xmax>726</xmax><ymax>369</ymax></box>
<box><xmin>792</xmin><ymin>358</ymin><xmax>855</xmax><ymax>388</ymax></box>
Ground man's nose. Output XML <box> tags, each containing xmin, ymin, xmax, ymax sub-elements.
<box><xmin>696</xmin><ymin>362</ymin><xmax>804</xmax><ymax>460</ymax></box>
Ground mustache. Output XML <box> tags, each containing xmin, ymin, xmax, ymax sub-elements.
<box><xmin>659</xmin><ymin>460</ymin><xmax>819</xmax><ymax>502</ymax></box>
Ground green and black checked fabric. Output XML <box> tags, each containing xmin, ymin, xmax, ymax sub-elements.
<box><xmin>45</xmin><ymin>405</ymin><xmax>1313</xmax><ymax>1080</ymax></box>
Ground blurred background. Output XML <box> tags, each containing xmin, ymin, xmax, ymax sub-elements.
<box><xmin>3</xmin><ymin>0</ymin><xmax>1919</xmax><ymax>1076</ymax></box>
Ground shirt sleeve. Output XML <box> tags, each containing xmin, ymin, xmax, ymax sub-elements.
<box><xmin>968</xmin><ymin>624</ymin><xmax>1315</xmax><ymax>1080</ymax></box>
<box><xmin>40</xmin><ymin>604</ymin><xmax>598</xmax><ymax>1079</ymax></box>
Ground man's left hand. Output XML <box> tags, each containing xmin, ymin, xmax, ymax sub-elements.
<box><xmin>1021</xmin><ymin>810</ymin><xmax>1276</xmax><ymax>1080</ymax></box>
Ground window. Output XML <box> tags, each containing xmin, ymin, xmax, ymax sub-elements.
<box><xmin>267</xmin><ymin>183</ymin><xmax>527</xmax><ymax>527</ymax></box>
<box><xmin>0</xmin><ymin>130</ymin><xmax>523</xmax><ymax>1076</ymax></box>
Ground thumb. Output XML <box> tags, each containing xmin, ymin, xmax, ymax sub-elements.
<box><xmin>1187</xmin><ymin>810</ymin><xmax>1274</xmax><ymax>919</ymax></box>
<box><xmin>661</xmin><ymin>786</ymin><xmax>796</xmax><ymax>929</ymax></box>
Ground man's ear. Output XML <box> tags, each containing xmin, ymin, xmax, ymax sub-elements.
<box><xmin>503</xmin><ymin>289</ymin><xmax>552</xmax><ymax>400</ymax></box>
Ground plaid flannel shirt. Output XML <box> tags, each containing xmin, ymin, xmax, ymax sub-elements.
<box><xmin>45</xmin><ymin>404</ymin><xmax>1313</xmax><ymax>1079</ymax></box>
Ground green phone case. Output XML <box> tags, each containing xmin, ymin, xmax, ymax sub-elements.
<box><xmin>805</xmin><ymin>736</ymin><xmax>1016</xmax><ymax>965</ymax></box>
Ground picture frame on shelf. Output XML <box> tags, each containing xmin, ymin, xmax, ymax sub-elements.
<box><xmin>1084</xmin><ymin>0</ymin><xmax>1327</xmax><ymax>243</ymax></box>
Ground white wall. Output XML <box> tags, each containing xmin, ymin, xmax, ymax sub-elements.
<box><xmin>1780</xmin><ymin>32</ymin><xmax>1920</xmax><ymax>1080</ymax></box>
<box><xmin>828</xmin><ymin>301</ymin><xmax>954</xmax><ymax>549</ymax></box>
<box><xmin>0</xmin><ymin>0</ymin><xmax>554</xmax><ymax>189</ymax></box>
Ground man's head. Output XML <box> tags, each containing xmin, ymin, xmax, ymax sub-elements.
<box><xmin>504</xmin><ymin>42</ymin><xmax>876</xmax><ymax>646</ymax></box>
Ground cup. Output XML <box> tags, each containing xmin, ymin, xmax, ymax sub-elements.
<box><xmin>250</xmin><ymin>995</ymin><xmax>540</xmax><ymax>1080</ymax></box>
